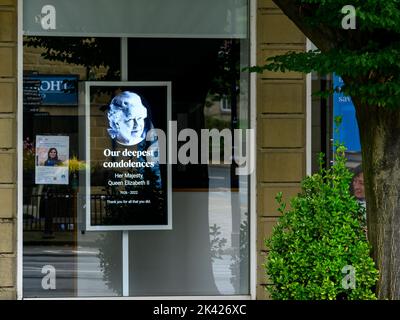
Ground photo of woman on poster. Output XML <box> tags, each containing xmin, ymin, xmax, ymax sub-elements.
<box><xmin>35</xmin><ymin>135</ymin><xmax>70</xmax><ymax>185</ymax></box>
<box><xmin>44</xmin><ymin>147</ymin><xmax>62</xmax><ymax>167</ymax></box>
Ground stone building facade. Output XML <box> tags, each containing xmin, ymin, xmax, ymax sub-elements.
<box><xmin>0</xmin><ymin>0</ymin><xmax>18</xmax><ymax>300</ymax></box>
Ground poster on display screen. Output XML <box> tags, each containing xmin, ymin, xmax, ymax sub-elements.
<box><xmin>35</xmin><ymin>135</ymin><xmax>69</xmax><ymax>185</ymax></box>
<box><xmin>83</xmin><ymin>81</ymin><xmax>172</xmax><ymax>231</ymax></box>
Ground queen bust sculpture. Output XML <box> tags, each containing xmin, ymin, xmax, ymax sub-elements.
<box><xmin>107</xmin><ymin>91</ymin><xmax>152</xmax><ymax>146</ymax></box>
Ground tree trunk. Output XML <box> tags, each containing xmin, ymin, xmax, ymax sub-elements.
<box><xmin>355</xmin><ymin>101</ymin><xmax>400</xmax><ymax>299</ymax></box>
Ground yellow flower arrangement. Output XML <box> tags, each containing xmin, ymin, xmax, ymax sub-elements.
<box><xmin>68</xmin><ymin>155</ymin><xmax>86</xmax><ymax>173</ymax></box>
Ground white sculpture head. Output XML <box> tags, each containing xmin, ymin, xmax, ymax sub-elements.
<box><xmin>107</xmin><ymin>91</ymin><xmax>148</xmax><ymax>146</ymax></box>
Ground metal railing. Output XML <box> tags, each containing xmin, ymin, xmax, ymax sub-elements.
<box><xmin>23</xmin><ymin>193</ymin><xmax>76</xmax><ymax>232</ymax></box>
<box><xmin>23</xmin><ymin>193</ymin><xmax>110</xmax><ymax>232</ymax></box>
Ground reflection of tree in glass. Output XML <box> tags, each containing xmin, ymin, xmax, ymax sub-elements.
<box><xmin>25</xmin><ymin>37</ymin><xmax>121</xmax><ymax>80</ymax></box>
<box><xmin>230</xmin><ymin>213</ymin><xmax>249</xmax><ymax>293</ymax></box>
<box><xmin>97</xmin><ymin>232</ymin><xmax>122</xmax><ymax>295</ymax></box>
<box><xmin>209</xmin><ymin>224</ymin><xmax>227</xmax><ymax>263</ymax></box>
<box><xmin>208</xmin><ymin>40</ymin><xmax>240</xmax><ymax>103</ymax></box>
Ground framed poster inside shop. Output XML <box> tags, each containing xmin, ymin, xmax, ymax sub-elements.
<box><xmin>82</xmin><ymin>81</ymin><xmax>172</xmax><ymax>231</ymax></box>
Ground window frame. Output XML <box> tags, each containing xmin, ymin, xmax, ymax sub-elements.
<box><xmin>17</xmin><ymin>0</ymin><xmax>258</xmax><ymax>300</ymax></box>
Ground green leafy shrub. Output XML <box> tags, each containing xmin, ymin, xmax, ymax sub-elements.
<box><xmin>265</xmin><ymin>146</ymin><xmax>378</xmax><ymax>300</ymax></box>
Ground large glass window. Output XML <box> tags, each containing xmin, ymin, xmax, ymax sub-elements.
<box><xmin>22</xmin><ymin>0</ymin><xmax>250</xmax><ymax>297</ymax></box>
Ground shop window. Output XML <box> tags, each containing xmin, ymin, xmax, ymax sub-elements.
<box><xmin>22</xmin><ymin>0</ymin><xmax>250</xmax><ymax>298</ymax></box>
